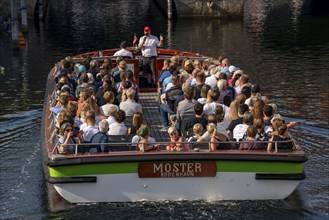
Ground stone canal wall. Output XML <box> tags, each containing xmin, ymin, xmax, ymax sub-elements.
<box><xmin>154</xmin><ymin>0</ymin><xmax>244</xmax><ymax>18</ymax></box>
<box><xmin>0</xmin><ymin>0</ymin><xmax>44</xmax><ymax>18</ymax></box>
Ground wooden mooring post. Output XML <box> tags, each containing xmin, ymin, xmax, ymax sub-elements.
<box><xmin>10</xmin><ymin>0</ymin><xmax>19</xmax><ymax>47</ymax></box>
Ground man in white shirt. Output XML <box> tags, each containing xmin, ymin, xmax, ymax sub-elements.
<box><xmin>138</xmin><ymin>26</ymin><xmax>163</xmax><ymax>87</ymax></box>
<box><xmin>113</xmin><ymin>41</ymin><xmax>133</xmax><ymax>59</ymax></box>
<box><xmin>233</xmin><ymin>112</ymin><xmax>253</xmax><ymax>141</ymax></box>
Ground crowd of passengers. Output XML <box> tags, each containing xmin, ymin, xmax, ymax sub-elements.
<box><xmin>50</xmin><ymin>53</ymin><xmax>297</xmax><ymax>154</ymax></box>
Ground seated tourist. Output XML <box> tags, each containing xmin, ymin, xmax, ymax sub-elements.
<box><xmin>117</xmin><ymin>70</ymin><xmax>139</xmax><ymax>99</ymax></box>
<box><xmin>108</xmin><ymin>110</ymin><xmax>128</xmax><ymax>135</ymax></box>
<box><xmin>119</xmin><ymin>88</ymin><xmax>143</xmax><ymax>117</ymax></box>
<box><xmin>136</xmin><ymin>124</ymin><xmax>159</xmax><ymax>152</ymax></box>
<box><xmin>203</xmin><ymin>88</ymin><xmax>220</xmax><ymax>116</ymax></box>
<box><xmin>113</xmin><ymin>60</ymin><xmax>127</xmax><ymax>83</ymax></box>
<box><xmin>159</xmin><ymin>76</ymin><xmax>183</xmax><ymax>131</ymax></box>
<box><xmin>57</xmin><ymin>122</ymin><xmax>82</xmax><ymax>154</ymax></box>
<box><xmin>50</xmin><ymin>94</ymin><xmax>69</xmax><ymax>117</ymax></box>
<box><xmin>267</xmin><ymin>124</ymin><xmax>294</xmax><ymax>151</ymax></box>
<box><xmin>128</xmin><ymin>112</ymin><xmax>144</xmax><ymax>136</ymax></box>
<box><xmin>176</xmin><ymin>86</ymin><xmax>198</xmax><ymax>126</ymax></box>
<box><xmin>131</xmin><ymin>123</ymin><xmax>156</xmax><ymax>150</ymax></box>
<box><xmin>166</xmin><ymin>126</ymin><xmax>189</xmax><ymax>151</ymax></box>
<box><xmin>227</xmin><ymin>103</ymin><xmax>249</xmax><ymax>138</ymax></box>
<box><xmin>106</xmin><ymin>106</ymin><xmax>118</xmax><ymax>126</ymax></box>
<box><xmin>187</xmin><ymin>123</ymin><xmax>204</xmax><ymax>143</ymax></box>
<box><xmin>99</xmin><ymin>91</ymin><xmax>119</xmax><ymax>116</ymax></box>
<box><xmin>180</xmin><ymin>102</ymin><xmax>207</xmax><ymax>137</ymax></box>
<box><xmin>198</xmin><ymin>123</ymin><xmax>231</xmax><ymax>151</ymax></box>
<box><xmin>81</xmin><ymin>110</ymin><xmax>99</xmax><ymax>143</ymax></box>
<box><xmin>113</xmin><ymin>41</ymin><xmax>133</xmax><ymax>59</ymax></box>
<box><xmin>233</xmin><ymin>111</ymin><xmax>253</xmax><ymax>141</ymax></box>
<box><xmin>239</xmin><ymin>126</ymin><xmax>265</xmax><ymax>150</ymax></box>
<box><xmin>89</xmin><ymin>119</ymin><xmax>110</xmax><ymax>152</ymax></box>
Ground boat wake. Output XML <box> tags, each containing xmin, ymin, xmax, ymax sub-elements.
<box><xmin>0</xmin><ymin>109</ymin><xmax>42</xmax><ymax>147</ymax></box>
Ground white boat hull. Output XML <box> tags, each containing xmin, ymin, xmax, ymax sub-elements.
<box><xmin>54</xmin><ymin>172</ymin><xmax>299</xmax><ymax>203</ymax></box>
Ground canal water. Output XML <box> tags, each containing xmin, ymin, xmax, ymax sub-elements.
<box><xmin>0</xmin><ymin>0</ymin><xmax>328</xmax><ymax>219</ymax></box>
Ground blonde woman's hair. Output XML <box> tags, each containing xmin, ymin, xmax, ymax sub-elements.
<box><xmin>193</xmin><ymin>123</ymin><xmax>204</xmax><ymax>136</ymax></box>
<box><xmin>206</xmin><ymin>123</ymin><xmax>217</xmax><ymax>139</ymax></box>
<box><xmin>227</xmin><ymin>100</ymin><xmax>239</xmax><ymax>121</ymax></box>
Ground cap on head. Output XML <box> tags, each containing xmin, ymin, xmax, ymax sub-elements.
<box><xmin>78</xmin><ymin>65</ymin><xmax>86</xmax><ymax>73</ymax></box>
<box><xmin>144</xmin><ymin>26</ymin><xmax>151</xmax><ymax>32</ymax></box>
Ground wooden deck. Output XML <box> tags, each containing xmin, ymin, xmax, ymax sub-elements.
<box><xmin>138</xmin><ymin>92</ymin><xmax>169</xmax><ymax>142</ymax></box>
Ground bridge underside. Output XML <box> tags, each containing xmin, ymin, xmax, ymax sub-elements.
<box><xmin>154</xmin><ymin>0</ymin><xmax>244</xmax><ymax>18</ymax></box>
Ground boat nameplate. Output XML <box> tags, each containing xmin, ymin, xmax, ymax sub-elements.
<box><xmin>138</xmin><ymin>162</ymin><xmax>217</xmax><ymax>178</ymax></box>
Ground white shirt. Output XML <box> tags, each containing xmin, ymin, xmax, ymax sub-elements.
<box><xmin>139</xmin><ymin>35</ymin><xmax>160</xmax><ymax>57</ymax></box>
<box><xmin>203</xmin><ymin>102</ymin><xmax>221</xmax><ymax>116</ymax></box>
<box><xmin>119</xmin><ymin>99</ymin><xmax>143</xmax><ymax>117</ymax></box>
<box><xmin>82</xmin><ymin>125</ymin><xmax>99</xmax><ymax>142</ymax></box>
<box><xmin>233</xmin><ymin>124</ymin><xmax>248</xmax><ymax>141</ymax></box>
<box><xmin>113</xmin><ymin>48</ymin><xmax>133</xmax><ymax>58</ymax></box>
<box><xmin>106</xmin><ymin>115</ymin><xmax>116</xmax><ymax>126</ymax></box>
<box><xmin>205</xmin><ymin>75</ymin><xmax>218</xmax><ymax>89</ymax></box>
<box><xmin>108</xmin><ymin>122</ymin><xmax>128</xmax><ymax>135</ymax></box>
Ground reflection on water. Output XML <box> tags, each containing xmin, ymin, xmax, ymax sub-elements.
<box><xmin>0</xmin><ymin>0</ymin><xmax>328</xmax><ymax>219</ymax></box>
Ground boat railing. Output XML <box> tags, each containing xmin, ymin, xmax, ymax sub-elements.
<box><xmin>51</xmin><ymin>139</ymin><xmax>297</xmax><ymax>156</ymax></box>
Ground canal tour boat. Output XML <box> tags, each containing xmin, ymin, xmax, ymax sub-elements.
<box><xmin>41</xmin><ymin>48</ymin><xmax>307</xmax><ymax>203</ymax></box>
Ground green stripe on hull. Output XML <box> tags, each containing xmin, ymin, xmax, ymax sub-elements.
<box><xmin>217</xmin><ymin>161</ymin><xmax>302</xmax><ymax>173</ymax></box>
<box><xmin>49</xmin><ymin>161</ymin><xmax>303</xmax><ymax>177</ymax></box>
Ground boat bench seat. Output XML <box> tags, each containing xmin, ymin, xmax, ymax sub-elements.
<box><xmin>108</xmin><ymin>135</ymin><xmax>131</xmax><ymax>151</ymax></box>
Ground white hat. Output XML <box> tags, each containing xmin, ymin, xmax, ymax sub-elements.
<box><xmin>229</xmin><ymin>65</ymin><xmax>236</xmax><ymax>73</ymax></box>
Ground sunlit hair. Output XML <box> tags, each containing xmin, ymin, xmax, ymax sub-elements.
<box><xmin>206</xmin><ymin>123</ymin><xmax>217</xmax><ymax>139</ymax></box>
<box><xmin>193</xmin><ymin>123</ymin><xmax>204</xmax><ymax>136</ymax></box>
<box><xmin>103</xmin><ymin>91</ymin><xmax>115</xmax><ymax>104</ymax></box>
<box><xmin>251</xmin><ymin>99</ymin><xmax>265</xmax><ymax>118</ymax></box>
<box><xmin>99</xmin><ymin>119</ymin><xmax>109</xmax><ymax>133</ymax></box>
<box><xmin>227</xmin><ymin>100</ymin><xmax>239</xmax><ymax>121</ymax></box>
<box><xmin>206</xmin><ymin>88</ymin><xmax>220</xmax><ymax>103</ymax></box>
<box><xmin>217</xmin><ymin>79</ymin><xmax>227</xmax><ymax>90</ymax></box>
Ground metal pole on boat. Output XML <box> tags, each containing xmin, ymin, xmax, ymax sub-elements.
<box><xmin>167</xmin><ymin>17</ymin><xmax>172</xmax><ymax>48</ymax></box>
<box><xmin>20</xmin><ymin>0</ymin><xmax>28</xmax><ymax>31</ymax></box>
<box><xmin>167</xmin><ymin>0</ymin><xmax>173</xmax><ymax>20</ymax></box>
<box><xmin>11</xmin><ymin>0</ymin><xmax>19</xmax><ymax>47</ymax></box>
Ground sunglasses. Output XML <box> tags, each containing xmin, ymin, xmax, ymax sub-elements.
<box><xmin>170</xmin><ymin>132</ymin><xmax>178</xmax><ymax>136</ymax></box>
<box><xmin>65</xmin><ymin>128</ymin><xmax>73</xmax><ymax>132</ymax></box>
